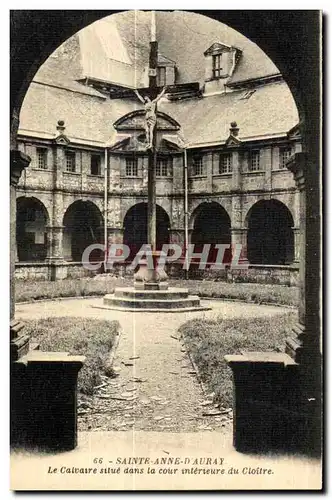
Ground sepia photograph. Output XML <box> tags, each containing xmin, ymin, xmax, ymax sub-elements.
<box><xmin>9</xmin><ymin>9</ymin><xmax>322</xmax><ymax>491</ymax></box>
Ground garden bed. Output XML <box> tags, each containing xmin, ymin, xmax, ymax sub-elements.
<box><xmin>23</xmin><ymin>317</ymin><xmax>120</xmax><ymax>395</ymax></box>
<box><xmin>178</xmin><ymin>311</ymin><xmax>297</xmax><ymax>409</ymax></box>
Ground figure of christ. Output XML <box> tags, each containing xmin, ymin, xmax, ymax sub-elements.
<box><xmin>134</xmin><ymin>87</ymin><xmax>167</xmax><ymax>149</ymax></box>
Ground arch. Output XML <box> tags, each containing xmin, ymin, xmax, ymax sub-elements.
<box><xmin>190</xmin><ymin>202</ymin><xmax>231</xmax><ymax>265</ymax></box>
<box><xmin>246</xmin><ymin>199</ymin><xmax>294</xmax><ymax>265</ymax></box>
<box><xmin>123</xmin><ymin>202</ymin><xmax>170</xmax><ymax>261</ymax></box>
<box><xmin>63</xmin><ymin>200</ymin><xmax>104</xmax><ymax>262</ymax></box>
<box><xmin>16</xmin><ymin>196</ymin><xmax>49</xmax><ymax>262</ymax></box>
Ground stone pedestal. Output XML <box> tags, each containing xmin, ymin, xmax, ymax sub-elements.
<box><xmin>100</xmin><ymin>251</ymin><xmax>209</xmax><ymax>312</ymax></box>
<box><xmin>225</xmin><ymin>353</ymin><xmax>320</xmax><ymax>455</ymax></box>
<box><xmin>11</xmin><ymin>351</ymin><xmax>85</xmax><ymax>451</ymax></box>
<box><xmin>133</xmin><ymin>250</ymin><xmax>168</xmax><ymax>290</ymax></box>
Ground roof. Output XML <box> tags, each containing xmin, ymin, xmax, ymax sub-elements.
<box><xmin>19</xmin><ymin>80</ymin><xmax>299</xmax><ymax>148</ymax></box>
<box><xmin>156</xmin><ymin>11</ymin><xmax>279</xmax><ymax>86</ymax></box>
<box><xmin>19</xmin><ymin>11</ymin><xmax>297</xmax><ymax>148</ymax></box>
<box><xmin>31</xmin><ymin>10</ymin><xmax>280</xmax><ymax>94</ymax></box>
<box><xmin>159</xmin><ymin>81</ymin><xmax>299</xmax><ymax>146</ymax></box>
<box><xmin>19</xmin><ymin>82</ymin><xmax>137</xmax><ymax>145</ymax></box>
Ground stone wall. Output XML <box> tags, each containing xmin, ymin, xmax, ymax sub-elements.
<box><xmin>15</xmin><ymin>260</ymin><xmax>298</xmax><ymax>285</ymax></box>
<box><xmin>15</xmin><ymin>262</ymin><xmax>100</xmax><ymax>280</ymax></box>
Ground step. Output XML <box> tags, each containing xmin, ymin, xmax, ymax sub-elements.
<box><xmin>113</xmin><ymin>287</ymin><xmax>190</xmax><ymax>300</ymax></box>
<box><xmin>103</xmin><ymin>294</ymin><xmax>201</xmax><ymax>310</ymax></box>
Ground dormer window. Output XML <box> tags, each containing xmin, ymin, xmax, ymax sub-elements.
<box><xmin>212</xmin><ymin>54</ymin><xmax>222</xmax><ymax>79</ymax></box>
<box><xmin>204</xmin><ymin>43</ymin><xmax>242</xmax><ymax>91</ymax></box>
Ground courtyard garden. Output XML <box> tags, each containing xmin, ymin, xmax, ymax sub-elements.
<box><xmin>15</xmin><ymin>276</ymin><xmax>299</xmax><ymax>307</ymax></box>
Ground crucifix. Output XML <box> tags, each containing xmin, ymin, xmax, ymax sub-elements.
<box><xmin>136</xmin><ymin>11</ymin><xmax>163</xmax><ymax>254</ymax></box>
<box><xmin>132</xmin><ymin>10</ymin><xmax>168</xmax><ymax>287</ymax></box>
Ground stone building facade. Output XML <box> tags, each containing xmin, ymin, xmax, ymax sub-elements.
<box><xmin>15</xmin><ymin>11</ymin><xmax>301</xmax><ymax>284</ymax></box>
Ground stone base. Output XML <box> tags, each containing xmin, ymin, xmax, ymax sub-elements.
<box><xmin>134</xmin><ymin>281</ymin><xmax>169</xmax><ymax>291</ymax></box>
<box><xmin>96</xmin><ymin>286</ymin><xmax>211</xmax><ymax>312</ymax></box>
<box><xmin>225</xmin><ymin>352</ymin><xmax>321</xmax><ymax>455</ymax></box>
<box><xmin>11</xmin><ymin>351</ymin><xmax>85</xmax><ymax>451</ymax></box>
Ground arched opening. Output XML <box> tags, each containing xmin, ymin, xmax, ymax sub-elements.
<box><xmin>247</xmin><ymin>200</ymin><xmax>294</xmax><ymax>265</ymax></box>
<box><xmin>63</xmin><ymin>201</ymin><xmax>104</xmax><ymax>262</ymax></box>
<box><xmin>123</xmin><ymin>203</ymin><xmax>170</xmax><ymax>261</ymax></box>
<box><xmin>191</xmin><ymin>202</ymin><xmax>231</xmax><ymax>265</ymax></box>
<box><xmin>16</xmin><ymin>197</ymin><xmax>48</xmax><ymax>262</ymax></box>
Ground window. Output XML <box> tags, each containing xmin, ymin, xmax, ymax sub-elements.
<box><xmin>219</xmin><ymin>153</ymin><xmax>232</xmax><ymax>174</ymax></box>
<box><xmin>65</xmin><ymin>151</ymin><xmax>76</xmax><ymax>173</ymax></box>
<box><xmin>36</xmin><ymin>148</ymin><xmax>47</xmax><ymax>170</ymax></box>
<box><xmin>193</xmin><ymin>156</ymin><xmax>204</xmax><ymax>176</ymax></box>
<box><xmin>249</xmin><ymin>150</ymin><xmax>260</xmax><ymax>171</ymax></box>
<box><xmin>156</xmin><ymin>157</ymin><xmax>170</xmax><ymax>177</ymax></box>
<box><xmin>157</xmin><ymin>66</ymin><xmax>166</xmax><ymax>87</ymax></box>
<box><xmin>90</xmin><ymin>154</ymin><xmax>101</xmax><ymax>176</ymax></box>
<box><xmin>125</xmin><ymin>157</ymin><xmax>138</xmax><ymax>177</ymax></box>
<box><xmin>212</xmin><ymin>54</ymin><xmax>222</xmax><ymax>79</ymax></box>
<box><xmin>279</xmin><ymin>147</ymin><xmax>292</xmax><ymax>169</ymax></box>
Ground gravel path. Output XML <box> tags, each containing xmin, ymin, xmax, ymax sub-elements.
<box><xmin>15</xmin><ymin>298</ymin><xmax>289</xmax><ymax>433</ymax></box>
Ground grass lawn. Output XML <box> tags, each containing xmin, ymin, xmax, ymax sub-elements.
<box><xmin>179</xmin><ymin>311</ymin><xmax>297</xmax><ymax>409</ymax></box>
<box><xmin>23</xmin><ymin>317</ymin><xmax>120</xmax><ymax>395</ymax></box>
<box><xmin>15</xmin><ymin>277</ymin><xmax>299</xmax><ymax>307</ymax></box>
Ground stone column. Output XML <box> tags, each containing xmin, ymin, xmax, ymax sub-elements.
<box><xmin>285</xmin><ymin>152</ymin><xmax>320</xmax><ymax>366</ymax></box>
<box><xmin>232</xmin><ymin>149</ymin><xmax>241</xmax><ymax>191</ymax></box>
<box><xmin>10</xmin><ymin>150</ymin><xmax>31</xmax><ymax>359</ymax></box>
<box><xmin>230</xmin><ymin>228</ymin><xmax>248</xmax><ymax>263</ymax></box>
<box><xmin>225</xmin><ymin>149</ymin><xmax>321</xmax><ymax>455</ymax></box>
<box><xmin>292</xmin><ymin>226</ymin><xmax>301</xmax><ymax>264</ymax></box>
<box><xmin>47</xmin><ymin>144</ymin><xmax>66</xmax><ymax>279</ymax></box>
<box><xmin>231</xmin><ymin>195</ymin><xmax>248</xmax><ymax>266</ymax></box>
<box><xmin>206</xmin><ymin>152</ymin><xmax>213</xmax><ymax>192</ymax></box>
<box><xmin>10</xmin><ymin>140</ymin><xmax>85</xmax><ymax>453</ymax></box>
<box><xmin>263</xmin><ymin>146</ymin><xmax>272</xmax><ymax>191</ymax></box>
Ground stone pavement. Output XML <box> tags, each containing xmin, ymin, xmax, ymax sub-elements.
<box><xmin>15</xmin><ymin>298</ymin><xmax>290</xmax><ymax>433</ymax></box>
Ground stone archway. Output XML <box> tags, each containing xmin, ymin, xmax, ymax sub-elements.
<box><xmin>191</xmin><ymin>202</ymin><xmax>231</xmax><ymax>265</ymax></box>
<box><xmin>63</xmin><ymin>200</ymin><xmax>104</xmax><ymax>262</ymax></box>
<box><xmin>123</xmin><ymin>202</ymin><xmax>170</xmax><ymax>260</ymax></box>
<box><xmin>9</xmin><ymin>11</ymin><xmax>321</xmax><ymax>456</ymax></box>
<box><xmin>246</xmin><ymin>199</ymin><xmax>294</xmax><ymax>265</ymax></box>
<box><xmin>16</xmin><ymin>196</ymin><xmax>49</xmax><ymax>262</ymax></box>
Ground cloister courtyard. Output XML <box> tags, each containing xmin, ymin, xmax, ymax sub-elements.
<box><xmin>11</xmin><ymin>277</ymin><xmax>321</xmax><ymax>490</ymax></box>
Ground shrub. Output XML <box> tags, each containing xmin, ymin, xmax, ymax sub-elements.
<box><xmin>179</xmin><ymin>311</ymin><xmax>297</xmax><ymax>408</ymax></box>
<box><xmin>23</xmin><ymin>317</ymin><xmax>120</xmax><ymax>395</ymax></box>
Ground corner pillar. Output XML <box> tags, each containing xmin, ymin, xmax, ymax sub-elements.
<box><xmin>10</xmin><ymin>150</ymin><xmax>30</xmax><ymax>357</ymax></box>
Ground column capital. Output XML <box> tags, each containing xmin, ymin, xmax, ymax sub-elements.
<box><xmin>10</xmin><ymin>150</ymin><xmax>31</xmax><ymax>187</ymax></box>
<box><xmin>286</xmin><ymin>152</ymin><xmax>306</xmax><ymax>191</ymax></box>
